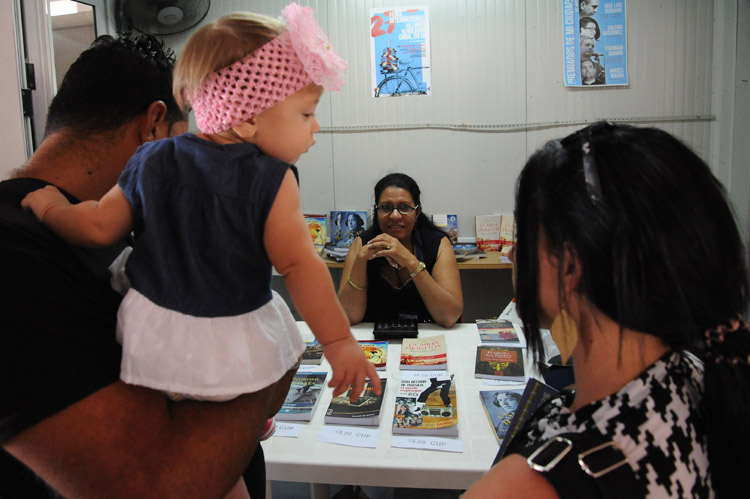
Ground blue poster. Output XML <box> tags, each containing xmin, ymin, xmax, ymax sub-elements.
<box><xmin>370</xmin><ymin>7</ymin><xmax>431</xmax><ymax>97</ymax></box>
<box><xmin>563</xmin><ymin>0</ymin><xmax>628</xmax><ymax>87</ymax></box>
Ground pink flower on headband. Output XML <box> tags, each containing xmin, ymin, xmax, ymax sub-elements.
<box><xmin>282</xmin><ymin>3</ymin><xmax>347</xmax><ymax>91</ymax></box>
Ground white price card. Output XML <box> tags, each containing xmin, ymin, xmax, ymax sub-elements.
<box><xmin>297</xmin><ymin>364</ymin><xmax>327</xmax><ymax>373</ymax></box>
<box><xmin>317</xmin><ymin>426</ymin><xmax>381</xmax><ymax>448</ymax></box>
<box><xmin>273</xmin><ymin>422</ymin><xmax>303</xmax><ymax>438</ymax></box>
<box><xmin>391</xmin><ymin>435</ymin><xmax>463</xmax><ymax>453</ymax></box>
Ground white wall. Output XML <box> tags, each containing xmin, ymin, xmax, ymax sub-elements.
<box><xmin>0</xmin><ymin>1</ymin><xmax>29</xmax><ymax>177</ymax></box>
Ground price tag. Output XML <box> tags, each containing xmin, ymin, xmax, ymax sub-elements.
<box><xmin>317</xmin><ymin>426</ymin><xmax>381</xmax><ymax>448</ymax></box>
<box><xmin>296</xmin><ymin>364</ymin><xmax>328</xmax><ymax>373</ymax></box>
<box><xmin>391</xmin><ymin>435</ymin><xmax>463</xmax><ymax>453</ymax></box>
<box><xmin>273</xmin><ymin>422</ymin><xmax>303</xmax><ymax>438</ymax></box>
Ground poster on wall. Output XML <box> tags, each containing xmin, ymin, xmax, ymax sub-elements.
<box><xmin>370</xmin><ymin>6</ymin><xmax>431</xmax><ymax>97</ymax></box>
<box><xmin>563</xmin><ymin>0</ymin><xmax>628</xmax><ymax>87</ymax></box>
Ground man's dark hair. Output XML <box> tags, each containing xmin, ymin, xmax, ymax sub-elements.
<box><xmin>45</xmin><ymin>33</ymin><xmax>183</xmax><ymax>136</ymax></box>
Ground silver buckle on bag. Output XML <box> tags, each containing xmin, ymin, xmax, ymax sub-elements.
<box><xmin>577</xmin><ymin>441</ymin><xmax>629</xmax><ymax>478</ymax></box>
<box><xmin>527</xmin><ymin>436</ymin><xmax>574</xmax><ymax>472</ymax></box>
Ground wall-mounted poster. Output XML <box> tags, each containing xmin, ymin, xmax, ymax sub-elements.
<box><xmin>563</xmin><ymin>0</ymin><xmax>628</xmax><ymax>87</ymax></box>
<box><xmin>370</xmin><ymin>6</ymin><xmax>431</xmax><ymax>97</ymax></box>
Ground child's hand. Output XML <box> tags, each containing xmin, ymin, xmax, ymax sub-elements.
<box><xmin>20</xmin><ymin>185</ymin><xmax>70</xmax><ymax>222</ymax></box>
<box><xmin>323</xmin><ymin>337</ymin><xmax>382</xmax><ymax>402</ymax></box>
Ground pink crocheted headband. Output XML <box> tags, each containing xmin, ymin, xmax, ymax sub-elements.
<box><xmin>192</xmin><ymin>3</ymin><xmax>347</xmax><ymax>134</ymax></box>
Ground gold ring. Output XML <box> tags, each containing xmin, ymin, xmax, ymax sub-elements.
<box><xmin>386</xmin><ymin>244</ymin><xmax>391</xmax><ymax>249</ymax></box>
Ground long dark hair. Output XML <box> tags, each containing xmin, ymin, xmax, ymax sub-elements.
<box><xmin>514</xmin><ymin>122</ymin><xmax>749</xmax><ymax>497</ymax></box>
<box><xmin>361</xmin><ymin>172</ymin><xmax>440</xmax><ymax>239</ymax></box>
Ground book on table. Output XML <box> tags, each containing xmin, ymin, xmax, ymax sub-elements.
<box><xmin>432</xmin><ymin>214</ymin><xmax>458</xmax><ymax>245</ymax></box>
<box><xmin>474</xmin><ymin>345</ymin><xmax>526</xmax><ymax>382</ymax></box>
<box><xmin>359</xmin><ymin>339</ymin><xmax>388</xmax><ymax>371</ymax></box>
<box><xmin>498</xmin><ymin>214</ymin><xmax>516</xmax><ymax>258</ymax></box>
<box><xmin>476</xmin><ymin>318</ymin><xmax>526</xmax><ymax>347</ymax></box>
<box><xmin>399</xmin><ymin>334</ymin><xmax>447</xmax><ymax>370</ymax></box>
<box><xmin>276</xmin><ymin>372</ymin><xmax>327</xmax><ymax>421</ymax></box>
<box><xmin>303</xmin><ymin>213</ymin><xmax>327</xmax><ymax>255</ymax></box>
<box><xmin>479</xmin><ymin>387</ymin><xmax>525</xmax><ymax>444</ymax></box>
<box><xmin>452</xmin><ymin>243</ymin><xmax>487</xmax><ymax>261</ymax></box>
<box><xmin>301</xmin><ymin>338</ymin><xmax>324</xmax><ymax>365</ymax></box>
<box><xmin>392</xmin><ymin>371</ymin><xmax>458</xmax><ymax>437</ymax></box>
<box><xmin>330</xmin><ymin>210</ymin><xmax>368</xmax><ymax>249</ymax></box>
<box><xmin>324</xmin><ymin>378</ymin><xmax>387</xmax><ymax>426</ymax></box>
<box><xmin>494</xmin><ymin>379</ymin><xmax>559</xmax><ymax>463</ymax></box>
<box><xmin>475</xmin><ymin>214</ymin><xmax>502</xmax><ymax>252</ymax></box>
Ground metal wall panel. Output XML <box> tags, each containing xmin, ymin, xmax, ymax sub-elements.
<box><xmin>160</xmin><ymin>0</ymin><xmax>722</xmax><ymax>240</ymax></box>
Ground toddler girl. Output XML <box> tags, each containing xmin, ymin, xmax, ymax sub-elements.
<box><xmin>22</xmin><ymin>2</ymin><xmax>380</xmax><ymax>481</ymax></box>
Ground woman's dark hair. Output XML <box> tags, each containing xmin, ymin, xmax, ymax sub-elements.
<box><xmin>362</xmin><ymin>172</ymin><xmax>440</xmax><ymax>239</ymax></box>
<box><xmin>346</xmin><ymin>212</ymin><xmax>364</xmax><ymax>228</ymax></box>
<box><xmin>579</xmin><ymin>16</ymin><xmax>600</xmax><ymax>40</ymax></box>
<box><xmin>513</xmin><ymin>122</ymin><xmax>749</xmax><ymax>498</ymax></box>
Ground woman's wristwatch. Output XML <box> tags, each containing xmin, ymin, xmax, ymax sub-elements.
<box><xmin>409</xmin><ymin>261</ymin><xmax>426</xmax><ymax>279</ymax></box>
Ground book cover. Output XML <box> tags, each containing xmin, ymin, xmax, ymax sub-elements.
<box><xmin>452</xmin><ymin>244</ymin><xmax>487</xmax><ymax>262</ymax></box>
<box><xmin>324</xmin><ymin>378</ymin><xmax>387</xmax><ymax>426</ymax></box>
<box><xmin>499</xmin><ymin>214</ymin><xmax>516</xmax><ymax>257</ymax></box>
<box><xmin>475</xmin><ymin>214</ymin><xmax>502</xmax><ymax>252</ymax></box>
<box><xmin>400</xmin><ymin>334</ymin><xmax>447</xmax><ymax>370</ymax></box>
<box><xmin>276</xmin><ymin>372</ymin><xmax>327</xmax><ymax>421</ymax></box>
<box><xmin>432</xmin><ymin>214</ymin><xmax>458</xmax><ymax>245</ymax></box>
<box><xmin>479</xmin><ymin>388</ymin><xmax>525</xmax><ymax>444</ymax></box>
<box><xmin>301</xmin><ymin>338</ymin><xmax>324</xmax><ymax>365</ymax></box>
<box><xmin>330</xmin><ymin>210</ymin><xmax>368</xmax><ymax>248</ymax></box>
<box><xmin>494</xmin><ymin>379</ymin><xmax>559</xmax><ymax>463</ymax></box>
<box><xmin>359</xmin><ymin>340</ymin><xmax>388</xmax><ymax>371</ymax></box>
<box><xmin>474</xmin><ymin>346</ymin><xmax>526</xmax><ymax>382</ymax></box>
<box><xmin>392</xmin><ymin>371</ymin><xmax>458</xmax><ymax>437</ymax></box>
<box><xmin>476</xmin><ymin>319</ymin><xmax>526</xmax><ymax>347</ymax></box>
<box><xmin>304</xmin><ymin>214</ymin><xmax>327</xmax><ymax>254</ymax></box>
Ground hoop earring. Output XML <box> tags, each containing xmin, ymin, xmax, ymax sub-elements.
<box><xmin>550</xmin><ymin>308</ymin><xmax>579</xmax><ymax>365</ymax></box>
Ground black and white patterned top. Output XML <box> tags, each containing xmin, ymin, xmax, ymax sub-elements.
<box><xmin>510</xmin><ymin>350</ymin><xmax>712</xmax><ymax>498</ymax></box>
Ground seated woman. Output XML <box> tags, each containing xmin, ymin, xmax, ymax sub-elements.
<box><xmin>337</xmin><ymin>173</ymin><xmax>463</xmax><ymax>328</ymax></box>
<box><xmin>464</xmin><ymin>122</ymin><xmax>749</xmax><ymax>498</ymax></box>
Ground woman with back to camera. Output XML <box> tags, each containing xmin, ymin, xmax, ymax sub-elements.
<box><xmin>463</xmin><ymin>122</ymin><xmax>749</xmax><ymax>498</ymax></box>
<box><xmin>337</xmin><ymin>173</ymin><xmax>463</xmax><ymax>328</ymax></box>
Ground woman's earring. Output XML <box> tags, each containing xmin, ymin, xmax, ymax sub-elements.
<box><xmin>550</xmin><ymin>308</ymin><xmax>578</xmax><ymax>365</ymax></box>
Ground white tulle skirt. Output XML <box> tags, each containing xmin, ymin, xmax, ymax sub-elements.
<box><xmin>116</xmin><ymin>289</ymin><xmax>305</xmax><ymax>401</ymax></box>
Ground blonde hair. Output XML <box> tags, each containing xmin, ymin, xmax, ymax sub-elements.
<box><xmin>173</xmin><ymin>12</ymin><xmax>286</xmax><ymax>112</ymax></box>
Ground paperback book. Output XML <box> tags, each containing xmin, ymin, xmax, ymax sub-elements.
<box><xmin>475</xmin><ymin>214</ymin><xmax>502</xmax><ymax>252</ymax></box>
<box><xmin>432</xmin><ymin>214</ymin><xmax>458</xmax><ymax>245</ymax></box>
<box><xmin>400</xmin><ymin>334</ymin><xmax>448</xmax><ymax>370</ymax></box>
<box><xmin>324</xmin><ymin>379</ymin><xmax>387</xmax><ymax>426</ymax></box>
<box><xmin>330</xmin><ymin>210</ymin><xmax>368</xmax><ymax>248</ymax></box>
<box><xmin>498</xmin><ymin>214</ymin><xmax>516</xmax><ymax>257</ymax></box>
<box><xmin>304</xmin><ymin>213</ymin><xmax>327</xmax><ymax>254</ymax></box>
<box><xmin>474</xmin><ymin>346</ymin><xmax>526</xmax><ymax>382</ymax></box>
<box><xmin>359</xmin><ymin>340</ymin><xmax>388</xmax><ymax>371</ymax></box>
<box><xmin>479</xmin><ymin>388</ymin><xmax>525</xmax><ymax>444</ymax></box>
<box><xmin>494</xmin><ymin>379</ymin><xmax>559</xmax><ymax>463</ymax></box>
<box><xmin>301</xmin><ymin>339</ymin><xmax>324</xmax><ymax>365</ymax></box>
<box><xmin>323</xmin><ymin>245</ymin><xmax>348</xmax><ymax>262</ymax></box>
<box><xmin>276</xmin><ymin>372</ymin><xmax>327</xmax><ymax>421</ymax></box>
<box><xmin>392</xmin><ymin>371</ymin><xmax>458</xmax><ymax>437</ymax></box>
<box><xmin>476</xmin><ymin>319</ymin><xmax>526</xmax><ymax>347</ymax></box>
<box><xmin>452</xmin><ymin>244</ymin><xmax>487</xmax><ymax>262</ymax></box>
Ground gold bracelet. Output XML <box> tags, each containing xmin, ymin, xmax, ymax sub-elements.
<box><xmin>347</xmin><ymin>277</ymin><xmax>366</xmax><ymax>291</ymax></box>
<box><xmin>409</xmin><ymin>261</ymin><xmax>426</xmax><ymax>279</ymax></box>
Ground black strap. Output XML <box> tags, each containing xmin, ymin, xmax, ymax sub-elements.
<box><xmin>515</xmin><ymin>432</ymin><xmax>640</xmax><ymax>499</ymax></box>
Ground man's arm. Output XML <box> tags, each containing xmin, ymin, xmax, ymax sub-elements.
<box><xmin>3</xmin><ymin>371</ymin><xmax>294</xmax><ymax>499</ymax></box>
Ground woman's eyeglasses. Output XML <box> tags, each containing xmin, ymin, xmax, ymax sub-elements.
<box><xmin>375</xmin><ymin>203</ymin><xmax>420</xmax><ymax>216</ymax></box>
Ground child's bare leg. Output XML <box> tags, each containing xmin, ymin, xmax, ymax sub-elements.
<box><xmin>225</xmin><ymin>477</ymin><xmax>250</xmax><ymax>499</ymax></box>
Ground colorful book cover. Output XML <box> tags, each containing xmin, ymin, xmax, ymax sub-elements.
<box><xmin>499</xmin><ymin>214</ymin><xmax>516</xmax><ymax>257</ymax></box>
<box><xmin>475</xmin><ymin>214</ymin><xmax>502</xmax><ymax>252</ymax></box>
<box><xmin>494</xmin><ymin>379</ymin><xmax>559</xmax><ymax>463</ymax></box>
<box><xmin>304</xmin><ymin>214</ymin><xmax>327</xmax><ymax>254</ymax></box>
<box><xmin>330</xmin><ymin>210</ymin><xmax>368</xmax><ymax>248</ymax></box>
<box><xmin>479</xmin><ymin>388</ymin><xmax>525</xmax><ymax>444</ymax></box>
<box><xmin>325</xmin><ymin>379</ymin><xmax>387</xmax><ymax>426</ymax></box>
<box><xmin>276</xmin><ymin>372</ymin><xmax>327</xmax><ymax>421</ymax></box>
<box><xmin>301</xmin><ymin>338</ymin><xmax>323</xmax><ymax>365</ymax></box>
<box><xmin>392</xmin><ymin>371</ymin><xmax>458</xmax><ymax>437</ymax></box>
<box><xmin>400</xmin><ymin>334</ymin><xmax>447</xmax><ymax>370</ymax></box>
<box><xmin>432</xmin><ymin>214</ymin><xmax>458</xmax><ymax>245</ymax></box>
<box><xmin>474</xmin><ymin>346</ymin><xmax>526</xmax><ymax>382</ymax></box>
<box><xmin>359</xmin><ymin>340</ymin><xmax>388</xmax><ymax>371</ymax></box>
<box><xmin>476</xmin><ymin>319</ymin><xmax>526</xmax><ymax>347</ymax></box>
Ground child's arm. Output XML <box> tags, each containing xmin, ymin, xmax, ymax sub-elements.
<box><xmin>21</xmin><ymin>185</ymin><xmax>133</xmax><ymax>248</ymax></box>
<box><xmin>264</xmin><ymin>170</ymin><xmax>382</xmax><ymax>400</ymax></box>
